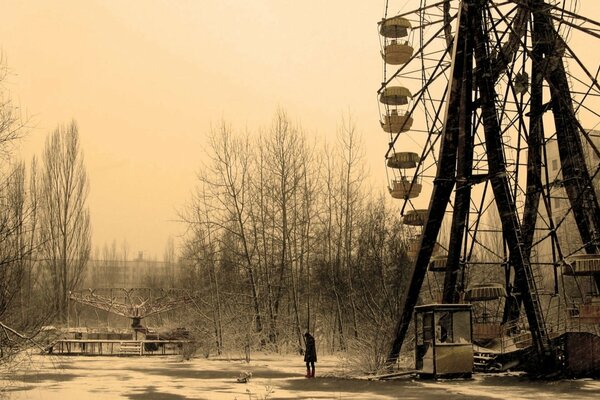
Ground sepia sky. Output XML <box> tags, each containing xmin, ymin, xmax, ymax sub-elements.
<box><xmin>1</xmin><ymin>1</ymin><xmax>599</xmax><ymax>259</ymax></box>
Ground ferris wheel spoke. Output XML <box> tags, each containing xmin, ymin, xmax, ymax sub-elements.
<box><xmin>488</xmin><ymin>1</ymin><xmax>600</xmax><ymax>161</ymax></box>
<box><xmin>380</xmin><ymin>19</ymin><xmax>454</xmax><ymax>91</ymax></box>
<box><xmin>543</xmin><ymin>4</ymin><xmax>600</xmax><ymax>39</ymax></box>
<box><xmin>385</xmin><ymin>62</ymin><xmax>451</xmax><ymax>158</ymax></box>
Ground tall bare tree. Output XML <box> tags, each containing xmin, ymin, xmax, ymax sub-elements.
<box><xmin>200</xmin><ymin>121</ymin><xmax>263</xmax><ymax>335</ymax></box>
<box><xmin>39</xmin><ymin>121</ymin><xmax>91</xmax><ymax>322</ymax></box>
<box><xmin>337</xmin><ymin>113</ymin><xmax>365</xmax><ymax>340</ymax></box>
<box><xmin>0</xmin><ymin>58</ymin><xmax>49</xmax><ymax>362</ymax></box>
<box><xmin>263</xmin><ymin>109</ymin><xmax>308</xmax><ymax>348</ymax></box>
<box><xmin>163</xmin><ymin>236</ymin><xmax>177</xmax><ymax>287</ymax></box>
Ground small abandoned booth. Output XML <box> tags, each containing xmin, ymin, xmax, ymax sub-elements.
<box><xmin>415</xmin><ymin>304</ymin><xmax>473</xmax><ymax>378</ymax></box>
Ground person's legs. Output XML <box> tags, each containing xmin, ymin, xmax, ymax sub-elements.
<box><xmin>305</xmin><ymin>361</ymin><xmax>311</xmax><ymax>377</ymax></box>
<box><xmin>310</xmin><ymin>361</ymin><xmax>315</xmax><ymax>378</ymax></box>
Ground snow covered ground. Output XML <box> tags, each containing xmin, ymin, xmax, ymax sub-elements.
<box><xmin>1</xmin><ymin>353</ymin><xmax>598</xmax><ymax>399</ymax></box>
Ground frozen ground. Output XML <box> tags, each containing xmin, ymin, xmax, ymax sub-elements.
<box><xmin>0</xmin><ymin>353</ymin><xmax>598</xmax><ymax>400</ymax></box>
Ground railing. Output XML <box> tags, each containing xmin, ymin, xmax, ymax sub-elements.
<box><xmin>49</xmin><ymin>339</ymin><xmax>193</xmax><ymax>356</ymax></box>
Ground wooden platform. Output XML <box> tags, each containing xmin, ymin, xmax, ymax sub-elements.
<box><xmin>48</xmin><ymin>339</ymin><xmax>192</xmax><ymax>356</ymax></box>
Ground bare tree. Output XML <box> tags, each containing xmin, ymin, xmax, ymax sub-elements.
<box><xmin>180</xmin><ymin>188</ymin><xmax>224</xmax><ymax>354</ymax></box>
<box><xmin>163</xmin><ymin>236</ymin><xmax>177</xmax><ymax>287</ymax></box>
<box><xmin>200</xmin><ymin>121</ymin><xmax>263</xmax><ymax>335</ymax></box>
<box><xmin>0</xmin><ymin>163</ymin><xmax>48</xmax><ymax>362</ymax></box>
<box><xmin>260</xmin><ymin>109</ymin><xmax>325</xmax><ymax>351</ymax></box>
<box><xmin>39</xmin><ymin>121</ymin><xmax>91</xmax><ymax>323</ymax></box>
<box><xmin>0</xmin><ymin>57</ymin><xmax>49</xmax><ymax>363</ymax></box>
<box><xmin>337</xmin><ymin>113</ymin><xmax>365</xmax><ymax>340</ymax></box>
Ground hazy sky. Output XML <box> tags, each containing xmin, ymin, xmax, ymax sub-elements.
<box><xmin>1</xmin><ymin>1</ymin><xmax>599</xmax><ymax>259</ymax></box>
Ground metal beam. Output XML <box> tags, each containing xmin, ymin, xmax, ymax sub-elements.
<box><xmin>472</xmin><ymin>1</ymin><xmax>554</xmax><ymax>362</ymax></box>
<box><xmin>387</xmin><ymin>1</ymin><xmax>470</xmax><ymax>364</ymax></box>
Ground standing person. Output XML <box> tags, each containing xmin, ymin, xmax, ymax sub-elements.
<box><xmin>303</xmin><ymin>332</ymin><xmax>317</xmax><ymax>378</ymax></box>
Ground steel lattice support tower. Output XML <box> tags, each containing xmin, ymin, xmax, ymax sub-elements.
<box><xmin>386</xmin><ymin>0</ymin><xmax>600</xmax><ymax>369</ymax></box>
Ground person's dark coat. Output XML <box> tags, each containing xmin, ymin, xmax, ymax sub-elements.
<box><xmin>304</xmin><ymin>333</ymin><xmax>317</xmax><ymax>363</ymax></box>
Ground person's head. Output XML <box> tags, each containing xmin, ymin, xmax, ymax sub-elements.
<box><xmin>304</xmin><ymin>331</ymin><xmax>311</xmax><ymax>338</ymax></box>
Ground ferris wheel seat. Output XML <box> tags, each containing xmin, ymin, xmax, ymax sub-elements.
<box><xmin>465</xmin><ymin>283</ymin><xmax>507</xmax><ymax>301</ymax></box>
<box><xmin>382</xmin><ymin>42</ymin><xmax>414</xmax><ymax>65</ymax></box>
<box><xmin>380</xmin><ymin>86</ymin><xmax>413</xmax><ymax>105</ymax></box>
<box><xmin>381</xmin><ymin>113</ymin><xmax>413</xmax><ymax>133</ymax></box>
<box><xmin>379</xmin><ymin>16</ymin><xmax>412</xmax><ymax>38</ymax></box>
<box><xmin>406</xmin><ymin>237</ymin><xmax>421</xmax><ymax>259</ymax></box>
<box><xmin>570</xmin><ymin>302</ymin><xmax>600</xmax><ymax>324</ymax></box>
<box><xmin>387</xmin><ymin>152</ymin><xmax>420</xmax><ymax>169</ymax></box>
<box><xmin>403</xmin><ymin>209</ymin><xmax>428</xmax><ymax>226</ymax></box>
<box><xmin>389</xmin><ymin>179</ymin><xmax>421</xmax><ymax>199</ymax></box>
<box><xmin>562</xmin><ymin>254</ymin><xmax>600</xmax><ymax>276</ymax></box>
<box><xmin>473</xmin><ymin>323</ymin><xmax>503</xmax><ymax>341</ymax></box>
<box><xmin>428</xmin><ymin>255</ymin><xmax>447</xmax><ymax>272</ymax></box>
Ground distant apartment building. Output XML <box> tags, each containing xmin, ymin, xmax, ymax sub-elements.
<box><xmin>82</xmin><ymin>255</ymin><xmax>179</xmax><ymax>288</ymax></box>
<box><xmin>543</xmin><ymin>129</ymin><xmax>600</xmax><ymax>255</ymax></box>
<box><xmin>533</xmin><ymin>130</ymin><xmax>600</xmax><ymax>296</ymax></box>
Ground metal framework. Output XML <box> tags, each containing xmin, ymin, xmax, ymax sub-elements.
<box><xmin>378</xmin><ymin>0</ymin><xmax>600</xmax><ymax>371</ymax></box>
<box><xmin>70</xmin><ymin>288</ymin><xmax>195</xmax><ymax>326</ymax></box>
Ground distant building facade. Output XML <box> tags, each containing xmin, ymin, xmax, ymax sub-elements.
<box><xmin>535</xmin><ymin>130</ymin><xmax>600</xmax><ymax>298</ymax></box>
<box><xmin>544</xmin><ymin>129</ymin><xmax>600</xmax><ymax>255</ymax></box>
<box><xmin>82</xmin><ymin>256</ymin><xmax>180</xmax><ymax>288</ymax></box>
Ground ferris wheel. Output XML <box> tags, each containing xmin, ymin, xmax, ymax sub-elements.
<box><xmin>378</xmin><ymin>0</ymin><xmax>600</xmax><ymax>370</ymax></box>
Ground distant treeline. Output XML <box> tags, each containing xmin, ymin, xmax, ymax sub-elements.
<box><xmin>177</xmin><ymin>109</ymin><xmax>413</xmax><ymax>366</ymax></box>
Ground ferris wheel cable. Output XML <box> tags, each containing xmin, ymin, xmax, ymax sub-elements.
<box><xmin>398</xmin><ymin>64</ymin><xmax>451</xmax><ymax>106</ymax></box>
<box><xmin>423</xmin><ymin>55</ymin><xmax>451</xmax><ymax>64</ymax></box>
<box><xmin>486</xmin><ymin>15</ymin><xmax>531</xmax><ymax>132</ymax></box>
<box><xmin>569</xmin><ymin>90</ymin><xmax>600</xmax><ymax>98</ymax></box>
<box><xmin>418</xmin><ymin>61</ymin><xmax>445</xmax><ymax>120</ymax></box>
<box><xmin>390</xmin><ymin>0</ymin><xmax>452</xmax><ymax>20</ymax></box>
<box><xmin>543</xmin><ymin>12</ymin><xmax>600</xmax><ymax>39</ymax></box>
<box><xmin>466</xmin><ymin>232</ymin><xmax>506</xmax><ymax>263</ymax></box>
<box><xmin>467</xmin><ymin>241</ymin><xmax>506</xmax><ymax>267</ymax></box>
<box><xmin>378</xmin><ymin>20</ymin><xmax>453</xmax><ymax>93</ymax></box>
<box><xmin>492</xmin><ymin>74</ymin><xmax>532</xmax><ymax>144</ymax></box>
<box><xmin>421</xmin><ymin>6</ymin><xmax>432</xmax><ymax>137</ymax></box>
<box><xmin>384</xmin><ymin>64</ymin><xmax>451</xmax><ymax>159</ymax></box>
<box><xmin>487</xmin><ymin>2</ymin><xmax>600</xmax><ymax>160</ymax></box>
<box><xmin>572</xmin><ymin>101</ymin><xmax>600</xmax><ymax>122</ymax></box>
<box><xmin>531</xmin><ymin>162</ymin><xmax>600</xmax><ymax>251</ymax></box>
<box><xmin>555</xmin><ymin>0</ymin><xmax>576</xmax><ymax>43</ymax></box>
<box><xmin>563</xmin><ymin>45</ymin><xmax>600</xmax><ymax>95</ymax></box>
<box><xmin>399</xmin><ymin>70</ymin><xmax>450</xmax><ymax>82</ymax></box>
<box><xmin>536</xmin><ymin>234</ymin><xmax>600</xmax><ymax>273</ymax></box>
<box><xmin>538</xmin><ymin>159</ymin><xmax>566</xmax><ymax>265</ymax></box>
<box><xmin>421</xmin><ymin>48</ymin><xmax>454</xmax><ymax>58</ymax></box>
<box><xmin>484</xmin><ymin>4</ymin><xmax>531</xmax><ymax>83</ymax></box>
<box><xmin>513</xmin><ymin>0</ymin><xmax>600</xmax><ymax>30</ymax></box>
<box><xmin>497</xmin><ymin>102</ymin><xmax>532</xmax><ymax>141</ymax></box>
<box><xmin>487</xmin><ymin>3</ymin><xmax>521</xmax><ymax>36</ymax></box>
<box><xmin>413</xmin><ymin>17</ymin><xmax>450</xmax><ymax>30</ymax></box>
<box><xmin>528</xmin><ymin>200</ymin><xmax>565</xmax><ymax>235</ymax></box>
<box><xmin>400</xmin><ymin>83</ymin><xmax>450</xmax><ymax>194</ymax></box>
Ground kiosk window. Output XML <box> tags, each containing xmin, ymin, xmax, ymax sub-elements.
<box><xmin>453</xmin><ymin>311</ymin><xmax>471</xmax><ymax>343</ymax></box>
<box><xmin>435</xmin><ymin>311</ymin><xmax>453</xmax><ymax>343</ymax></box>
<box><xmin>423</xmin><ymin>312</ymin><xmax>434</xmax><ymax>342</ymax></box>
<box><xmin>416</xmin><ymin>313</ymin><xmax>423</xmax><ymax>345</ymax></box>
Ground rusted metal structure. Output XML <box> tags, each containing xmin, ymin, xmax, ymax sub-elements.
<box><xmin>41</xmin><ymin>288</ymin><xmax>197</xmax><ymax>356</ymax></box>
<box><xmin>378</xmin><ymin>0</ymin><xmax>600</xmax><ymax>375</ymax></box>
<box><xmin>70</xmin><ymin>288</ymin><xmax>194</xmax><ymax>336</ymax></box>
